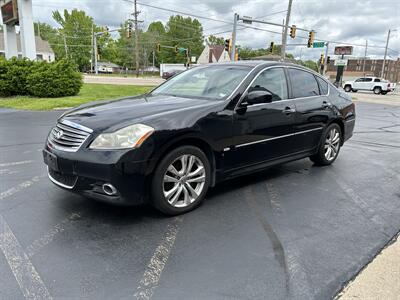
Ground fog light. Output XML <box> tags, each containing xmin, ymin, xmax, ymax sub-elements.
<box><xmin>102</xmin><ymin>183</ymin><xmax>118</xmax><ymax>196</ymax></box>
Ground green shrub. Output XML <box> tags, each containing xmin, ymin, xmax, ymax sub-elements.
<box><xmin>6</xmin><ymin>58</ymin><xmax>35</xmax><ymax>95</ymax></box>
<box><xmin>0</xmin><ymin>58</ymin><xmax>82</xmax><ymax>98</ymax></box>
<box><xmin>0</xmin><ymin>57</ymin><xmax>12</xmax><ymax>97</ymax></box>
<box><xmin>27</xmin><ymin>59</ymin><xmax>83</xmax><ymax>97</ymax></box>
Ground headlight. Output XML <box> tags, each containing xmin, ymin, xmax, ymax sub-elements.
<box><xmin>89</xmin><ymin>124</ymin><xmax>154</xmax><ymax>150</ymax></box>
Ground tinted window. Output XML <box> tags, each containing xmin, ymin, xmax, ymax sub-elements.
<box><xmin>248</xmin><ymin>68</ymin><xmax>288</xmax><ymax>101</ymax></box>
<box><xmin>365</xmin><ymin>78</ymin><xmax>373</xmax><ymax>82</ymax></box>
<box><xmin>355</xmin><ymin>78</ymin><xmax>364</xmax><ymax>82</ymax></box>
<box><xmin>289</xmin><ymin>69</ymin><xmax>320</xmax><ymax>98</ymax></box>
<box><xmin>151</xmin><ymin>65</ymin><xmax>251</xmax><ymax>100</ymax></box>
<box><xmin>374</xmin><ymin>78</ymin><xmax>381</xmax><ymax>82</ymax></box>
<box><xmin>316</xmin><ymin>76</ymin><xmax>329</xmax><ymax>95</ymax></box>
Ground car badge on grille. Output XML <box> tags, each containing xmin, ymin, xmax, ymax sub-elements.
<box><xmin>55</xmin><ymin>130</ymin><xmax>64</xmax><ymax>139</ymax></box>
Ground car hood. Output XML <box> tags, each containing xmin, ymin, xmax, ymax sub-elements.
<box><xmin>60</xmin><ymin>94</ymin><xmax>223</xmax><ymax>132</ymax></box>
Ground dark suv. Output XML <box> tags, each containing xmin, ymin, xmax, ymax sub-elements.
<box><xmin>43</xmin><ymin>61</ymin><xmax>355</xmax><ymax>215</ymax></box>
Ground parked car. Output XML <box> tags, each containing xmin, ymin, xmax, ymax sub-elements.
<box><xmin>162</xmin><ymin>69</ymin><xmax>183</xmax><ymax>80</ymax></box>
<box><xmin>343</xmin><ymin>77</ymin><xmax>393</xmax><ymax>95</ymax></box>
<box><xmin>43</xmin><ymin>61</ymin><xmax>355</xmax><ymax>215</ymax></box>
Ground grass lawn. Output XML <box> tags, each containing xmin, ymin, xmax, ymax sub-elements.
<box><xmin>0</xmin><ymin>84</ymin><xmax>154</xmax><ymax>111</ymax></box>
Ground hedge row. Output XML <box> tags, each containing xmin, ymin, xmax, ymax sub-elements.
<box><xmin>0</xmin><ymin>58</ymin><xmax>83</xmax><ymax>98</ymax></box>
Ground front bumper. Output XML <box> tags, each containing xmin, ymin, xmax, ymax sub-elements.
<box><xmin>43</xmin><ymin>144</ymin><xmax>155</xmax><ymax>205</ymax></box>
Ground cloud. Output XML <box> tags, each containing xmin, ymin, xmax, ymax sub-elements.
<box><xmin>31</xmin><ymin>0</ymin><xmax>400</xmax><ymax>60</ymax></box>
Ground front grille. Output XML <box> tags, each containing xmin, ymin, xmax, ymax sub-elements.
<box><xmin>48</xmin><ymin>120</ymin><xmax>92</xmax><ymax>152</ymax></box>
<box><xmin>48</xmin><ymin>168</ymin><xmax>78</xmax><ymax>189</ymax></box>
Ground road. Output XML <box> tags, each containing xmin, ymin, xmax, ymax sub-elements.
<box><xmin>348</xmin><ymin>90</ymin><xmax>400</xmax><ymax>106</ymax></box>
<box><xmin>84</xmin><ymin>75</ymin><xmax>164</xmax><ymax>86</ymax></box>
<box><xmin>0</xmin><ymin>102</ymin><xmax>399</xmax><ymax>299</ymax></box>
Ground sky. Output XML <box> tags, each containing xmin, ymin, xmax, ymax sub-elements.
<box><xmin>32</xmin><ymin>0</ymin><xmax>400</xmax><ymax>60</ymax></box>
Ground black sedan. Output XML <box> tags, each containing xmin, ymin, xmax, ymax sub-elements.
<box><xmin>43</xmin><ymin>61</ymin><xmax>355</xmax><ymax>215</ymax></box>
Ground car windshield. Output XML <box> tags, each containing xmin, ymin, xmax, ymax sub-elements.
<box><xmin>151</xmin><ymin>65</ymin><xmax>252</xmax><ymax>100</ymax></box>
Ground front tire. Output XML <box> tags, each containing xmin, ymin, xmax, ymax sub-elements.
<box><xmin>151</xmin><ymin>146</ymin><xmax>211</xmax><ymax>215</ymax></box>
<box><xmin>310</xmin><ymin>124</ymin><xmax>342</xmax><ymax>166</ymax></box>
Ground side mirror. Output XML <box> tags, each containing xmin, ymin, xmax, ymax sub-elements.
<box><xmin>245</xmin><ymin>90</ymin><xmax>273</xmax><ymax>105</ymax></box>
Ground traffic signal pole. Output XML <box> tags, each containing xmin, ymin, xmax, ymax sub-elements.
<box><xmin>230</xmin><ymin>13</ymin><xmax>238</xmax><ymax>61</ymax></box>
<box><xmin>323</xmin><ymin>42</ymin><xmax>329</xmax><ymax>76</ymax></box>
<box><xmin>281</xmin><ymin>0</ymin><xmax>293</xmax><ymax>61</ymax></box>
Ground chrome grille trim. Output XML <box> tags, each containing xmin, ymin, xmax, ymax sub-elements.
<box><xmin>48</xmin><ymin>120</ymin><xmax>92</xmax><ymax>152</ymax></box>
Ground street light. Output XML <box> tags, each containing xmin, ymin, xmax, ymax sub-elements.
<box><xmin>381</xmin><ymin>29</ymin><xmax>397</xmax><ymax>78</ymax></box>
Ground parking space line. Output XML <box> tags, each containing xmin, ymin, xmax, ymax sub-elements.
<box><xmin>134</xmin><ymin>217</ymin><xmax>183</xmax><ymax>300</ymax></box>
<box><xmin>0</xmin><ymin>175</ymin><xmax>45</xmax><ymax>201</ymax></box>
<box><xmin>26</xmin><ymin>212</ymin><xmax>82</xmax><ymax>258</ymax></box>
<box><xmin>0</xmin><ymin>214</ymin><xmax>52</xmax><ymax>300</ymax></box>
<box><xmin>0</xmin><ymin>160</ymin><xmax>33</xmax><ymax>168</ymax></box>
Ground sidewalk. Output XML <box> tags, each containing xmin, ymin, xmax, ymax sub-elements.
<box><xmin>338</xmin><ymin>234</ymin><xmax>400</xmax><ymax>299</ymax></box>
<box><xmin>84</xmin><ymin>75</ymin><xmax>164</xmax><ymax>86</ymax></box>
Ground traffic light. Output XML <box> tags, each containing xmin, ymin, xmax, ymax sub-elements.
<box><xmin>224</xmin><ymin>39</ymin><xmax>231</xmax><ymax>52</ymax></box>
<box><xmin>105</xmin><ymin>26</ymin><xmax>109</xmax><ymax>33</ymax></box>
<box><xmin>290</xmin><ymin>25</ymin><xmax>296</xmax><ymax>39</ymax></box>
<box><xmin>174</xmin><ymin>46</ymin><xmax>178</xmax><ymax>53</ymax></box>
<box><xmin>327</xmin><ymin>56</ymin><xmax>331</xmax><ymax>64</ymax></box>
<box><xmin>307</xmin><ymin>31</ymin><xmax>315</xmax><ymax>48</ymax></box>
<box><xmin>269</xmin><ymin>42</ymin><xmax>274</xmax><ymax>53</ymax></box>
<box><xmin>127</xmin><ymin>22</ymin><xmax>132</xmax><ymax>38</ymax></box>
<box><xmin>320</xmin><ymin>54</ymin><xmax>324</xmax><ymax>64</ymax></box>
<box><xmin>156</xmin><ymin>43</ymin><xmax>161</xmax><ymax>52</ymax></box>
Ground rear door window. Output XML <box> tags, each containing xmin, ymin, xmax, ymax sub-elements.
<box><xmin>288</xmin><ymin>68</ymin><xmax>320</xmax><ymax>98</ymax></box>
<box><xmin>316</xmin><ymin>76</ymin><xmax>329</xmax><ymax>95</ymax></box>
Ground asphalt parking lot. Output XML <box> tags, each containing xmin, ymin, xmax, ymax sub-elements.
<box><xmin>0</xmin><ymin>101</ymin><xmax>399</xmax><ymax>300</ymax></box>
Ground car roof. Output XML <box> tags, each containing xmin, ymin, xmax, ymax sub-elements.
<box><xmin>207</xmin><ymin>60</ymin><xmax>312</xmax><ymax>70</ymax></box>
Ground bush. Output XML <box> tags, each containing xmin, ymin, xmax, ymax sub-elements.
<box><xmin>27</xmin><ymin>59</ymin><xmax>83</xmax><ymax>97</ymax></box>
<box><xmin>0</xmin><ymin>58</ymin><xmax>82</xmax><ymax>98</ymax></box>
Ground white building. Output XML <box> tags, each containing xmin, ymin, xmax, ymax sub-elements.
<box><xmin>0</xmin><ymin>33</ymin><xmax>54</xmax><ymax>62</ymax></box>
<box><xmin>197</xmin><ymin>44</ymin><xmax>230</xmax><ymax>64</ymax></box>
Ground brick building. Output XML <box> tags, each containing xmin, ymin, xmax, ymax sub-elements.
<box><xmin>326</xmin><ymin>58</ymin><xmax>400</xmax><ymax>83</ymax></box>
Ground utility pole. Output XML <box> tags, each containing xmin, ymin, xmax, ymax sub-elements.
<box><xmin>363</xmin><ymin>40</ymin><xmax>368</xmax><ymax>76</ymax></box>
<box><xmin>323</xmin><ymin>42</ymin><xmax>329</xmax><ymax>76</ymax></box>
<box><xmin>152</xmin><ymin>50</ymin><xmax>155</xmax><ymax>69</ymax></box>
<box><xmin>63</xmin><ymin>35</ymin><xmax>68</xmax><ymax>57</ymax></box>
<box><xmin>90</xmin><ymin>24</ymin><xmax>94</xmax><ymax>73</ymax></box>
<box><xmin>281</xmin><ymin>0</ymin><xmax>293</xmax><ymax>61</ymax></box>
<box><xmin>132</xmin><ymin>0</ymin><xmax>142</xmax><ymax>78</ymax></box>
<box><xmin>230</xmin><ymin>13</ymin><xmax>238</xmax><ymax>61</ymax></box>
<box><xmin>381</xmin><ymin>29</ymin><xmax>397</xmax><ymax>78</ymax></box>
<box><xmin>94</xmin><ymin>35</ymin><xmax>98</xmax><ymax>75</ymax></box>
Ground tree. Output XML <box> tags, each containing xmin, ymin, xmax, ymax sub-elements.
<box><xmin>207</xmin><ymin>35</ymin><xmax>224</xmax><ymax>45</ymax></box>
<box><xmin>164</xmin><ymin>15</ymin><xmax>204</xmax><ymax>64</ymax></box>
<box><xmin>299</xmin><ymin>60</ymin><xmax>318</xmax><ymax>72</ymax></box>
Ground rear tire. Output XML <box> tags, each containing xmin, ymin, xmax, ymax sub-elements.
<box><xmin>381</xmin><ymin>91</ymin><xmax>387</xmax><ymax>95</ymax></box>
<box><xmin>344</xmin><ymin>85</ymin><xmax>352</xmax><ymax>92</ymax></box>
<box><xmin>373</xmin><ymin>87</ymin><xmax>381</xmax><ymax>94</ymax></box>
<box><xmin>310</xmin><ymin>123</ymin><xmax>342</xmax><ymax>166</ymax></box>
<box><xmin>151</xmin><ymin>146</ymin><xmax>211</xmax><ymax>215</ymax></box>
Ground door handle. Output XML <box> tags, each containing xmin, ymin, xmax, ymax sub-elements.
<box><xmin>322</xmin><ymin>101</ymin><xmax>332</xmax><ymax>108</ymax></box>
<box><xmin>282</xmin><ymin>107</ymin><xmax>296</xmax><ymax>114</ymax></box>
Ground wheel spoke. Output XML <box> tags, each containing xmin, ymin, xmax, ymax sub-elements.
<box><xmin>184</xmin><ymin>182</ymin><xmax>198</xmax><ymax>199</ymax></box>
<box><xmin>180</xmin><ymin>155</ymin><xmax>190</xmax><ymax>175</ymax></box>
<box><xmin>164</xmin><ymin>183</ymin><xmax>180</xmax><ymax>200</ymax></box>
<box><xmin>164</xmin><ymin>175</ymin><xmax>179</xmax><ymax>183</ymax></box>
<box><xmin>186</xmin><ymin>175</ymin><xmax>205</xmax><ymax>183</ymax></box>
<box><xmin>187</xmin><ymin>166</ymin><xmax>204</xmax><ymax>179</ymax></box>
<box><xmin>332</xmin><ymin>132</ymin><xmax>340</xmax><ymax>144</ymax></box>
<box><xmin>325</xmin><ymin>147</ymin><xmax>332</xmax><ymax>159</ymax></box>
<box><xmin>182</xmin><ymin>185</ymin><xmax>191</xmax><ymax>205</ymax></box>
<box><xmin>167</xmin><ymin>164</ymin><xmax>180</xmax><ymax>177</ymax></box>
<box><xmin>168</xmin><ymin>185</ymin><xmax>183</xmax><ymax>205</ymax></box>
<box><xmin>186</xmin><ymin>155</ymin><xmax>195</xmax><ymax>175</ymax></box>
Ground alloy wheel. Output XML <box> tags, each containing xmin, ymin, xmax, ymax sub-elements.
<box><xmin>163</xmin><ymin>154</ymin><xmax>206</xmax><ymax>208</ymax></box>
<box><xmin>324</xmin><ymin>128</ymin><xmax>340</xmax><ymax>161</ymax></box>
